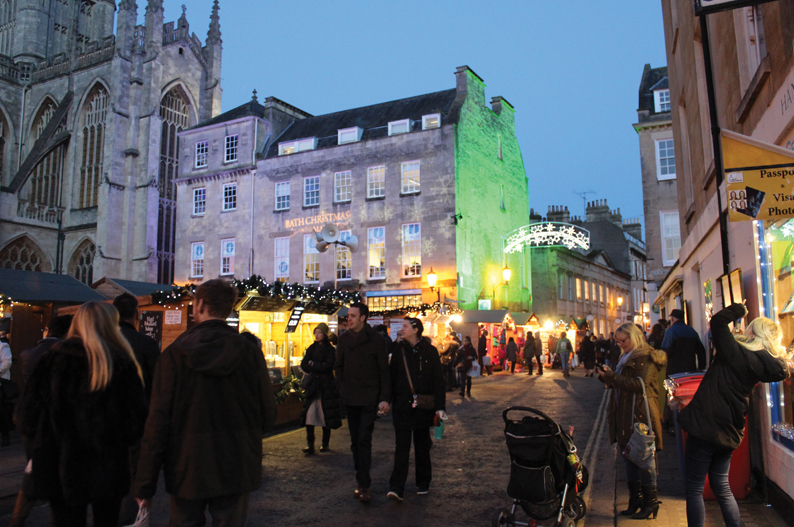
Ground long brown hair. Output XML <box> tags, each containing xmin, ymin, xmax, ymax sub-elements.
<box><xmin>68</xmin><ymin>302</ymin><xmax>143</xmax><ymax>392</ymax></box>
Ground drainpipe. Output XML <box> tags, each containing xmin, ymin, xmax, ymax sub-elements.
<box><xmin>249</xmin><ymin>119</ymin><xmax>257</xmax><ymax>277</ymax></box>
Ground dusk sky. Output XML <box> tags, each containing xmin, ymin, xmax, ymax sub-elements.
<box><xmin>154</xmin><ymin>1</ymin><xmax>668</xmax><ymax>234</ymax></box>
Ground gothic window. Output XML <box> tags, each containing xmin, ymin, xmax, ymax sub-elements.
<box><xmin>70</xmin><ymin>241</ymin><xmax>96</xmax><ymax>285</ymax></box>
<box><xmin>0</xmin><ymin>237</ymin><xmax>46</xmax><ymax>272</ymax></box>
<box><xmin>157</xmin><ymin>88</ymin><xmax>191</xmax><ymax>284</ymax></box>
<box><xmin>22</xmin><ymin>99</ymin><xmax>65</xmax><ymax>218</ymax></box>
<box><xmin>0</xmin><ymin>0</ymin><xmax>16</xmax><ymax>58</ymax></box>
<box><xmin>79</xmin><ymin>86</ymin><xmax>109</xmax><ymax>208</ymax></box>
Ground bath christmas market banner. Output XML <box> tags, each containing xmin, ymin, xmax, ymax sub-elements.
<box><xmin>722</xmin><ymin>130</ymin><xmax>794</xmax><ymax>223</ymax></box>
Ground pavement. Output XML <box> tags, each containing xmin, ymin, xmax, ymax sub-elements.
<box><xmin>0</xmin><ymin>366</ymin><xmax>789</xmax><ymax>526</ymax></box>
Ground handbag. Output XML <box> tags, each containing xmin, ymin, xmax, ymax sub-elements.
<box><xmin>299</xmin><ymin>372</ymin><xmax>313</xmax><ymax>390</ymax></box>
<box><xmin>0</xmin><ymin>377</ymin><xmax>19</xmax><ymax>401</ymax></box>
<box><xmin>622</xmin><ymin>377</ymin><xmax>657</xmax><ymax>471</ymax></box>
<box><xmin>400</xmin><ymin>348</ymin><xmax>435</xmax><ymax>411</ymax></box>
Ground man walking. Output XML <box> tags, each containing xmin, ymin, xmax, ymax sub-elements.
<box><xmin>533</xmin><ymin>331</ymin><xmax>543</xmax><ymax>375</ymax></box>
<box><xmin>334</xmin><ymin>302</ymin><xmax>391</xmax><ymax>503</ymax></box>
<box><xmin>134</xmin><ymin>280</ymin><xmax>277</xmax><ymax>525</ymax></box>
<box><xmin>113</xmin><ymin>293</ymin><xmax>160</xmax><ymax>401</ymax></box>
<box><xmin>661</xmin><ymin>309</ymin><xmax>706</xmax><ymax>374</ymax></box>
<box><xmin>477</xmin><ymin>329</ymin><xmax>488</xmax><ymax>376</ymax></box>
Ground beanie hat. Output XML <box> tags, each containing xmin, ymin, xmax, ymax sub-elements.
<box><xmin>670</xmin><ymin>309</ymin><xmax>685</xmax><ymax>320</ymax></box>
<box><xmin>315</xmin><ymin>322</ymin><xmax>330</xmax><ymax>336</ymax></box>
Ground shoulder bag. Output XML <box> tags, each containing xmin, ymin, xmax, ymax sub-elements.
<box><xmin>400</xmin><ymin>348</ymin><xmax>435</xmax><ymax>411</ymax></box>
<box><xmin>622</xmin><ymin>377</ymin><xmax>657</xmax><ymax>471</ymax></box>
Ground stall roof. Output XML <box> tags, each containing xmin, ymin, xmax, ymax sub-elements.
<box><xmin>510</xmin><ymin>312</ymin><xmax>532</xmax><ymax>325</ymax></box>
<box><xmin>93</xmin><ymin>277</ymin><xmax>179</xmax><ymax>298</ymax></box>
<box><xmin>0</xmin><ymin>269</ymin><xmax>105</xmax><ymax>304</ymax></box>
<box><xmin>458</xmin><ymin>310</ymin><xmax>508</xmax><ymax>324</ymax></box>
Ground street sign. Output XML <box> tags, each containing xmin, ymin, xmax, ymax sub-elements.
<box><xmin>694</xmin><ymin>0</ymin><xmax>775</xmax><ymax>16</ymax></box>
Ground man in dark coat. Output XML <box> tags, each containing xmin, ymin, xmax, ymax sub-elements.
<box><xmin>661</xmin><ymin>309</ymin><xmax>707</xmax><ymax>375</ymax></box>
<box><xmin>134</xmin><ymin>280</ymin><xmax>277</xmax><ymax>525</ymax></box>
<box><xmin>477</xmin><ymin>330</ymin><xmax>488</xmax><ymax>376</ymax></box>
<box><xmin>334</xmin><ymin>302</ymin><xmax>391</xmax><ymax>503</ymax></box>
<box><xmin>18</xmin><ymin>315</ymin><xmax>72</xmax><ymax>383</ymax></box>
<box><xmin>113</xmin><ymin>293</ymin><xmax>160</xmax><ymax>401</ymax></box>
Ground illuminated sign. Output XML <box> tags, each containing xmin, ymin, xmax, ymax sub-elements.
<box><xmin>285</xmin><ymin>210</ymin><xmax>351</xmax><ymax>230</ymax></box>
<box><xmin>503</xmin><ymin>222</ymin><xmax>590</xmax><ymax>254</ymax></box>
<box><xmin>693</xmin><ymin>0</ymin><xmax>774</xmax><ymax>16</ymax></box>
<box><xmin>285</xmin><ymin>302</ymin><xmax>305</xmax><ymax>333</ymax></box>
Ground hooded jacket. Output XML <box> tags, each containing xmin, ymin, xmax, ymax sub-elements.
<box><xmin>601</xmin><ymin>346</ymin><xmax>668</xmax><ymax>449</ymax></box>
<box><xmin>134</xmin><ymin>320</ymin><xmax>277</xmax><ymax>500</ymax></box>
<box><xmin>679</xmin><ymin>304</ymin><xmax>787</xmax><ymax>450</ymax></box>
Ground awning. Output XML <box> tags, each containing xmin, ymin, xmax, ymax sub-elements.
<box><xmin>510</xmin><ymin>312</ymin><xmax>532</xmax><ymax>326</ymax></box>
<box><xmin>236</xmin><ymin>293</ymin><xmax>343</xmax><ymax>315</ymax></box>
<box><xmin>0</xmin><ymin>268</ymin><xmax>106</xmax><ymax>304</ymax></box>
<box><xmin>93</xmin><ymin>277</ymin><xmax>179</xmax><ymax>298</ymax></box>
<box><xmin>458</xmin><ymin>310</ymin><xmax>509</xmax><ymax>324</ymax></box>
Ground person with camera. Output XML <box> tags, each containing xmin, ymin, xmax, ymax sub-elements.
<box><xmin>679</xmin><ymin>304</ymin><xmax>789</xmax><ymax>527</ymax></box>
<box><xmin>387</xmin><ymin>318</ymin><xmax>447</xmax><ymax>502</ymax></box>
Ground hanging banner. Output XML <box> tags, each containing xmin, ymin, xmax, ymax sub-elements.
<box><xmin>722</xmin><ymin>130</ymin><xmax>794</xmax><ymax>222</ymax></box>
<box><xmin>693</xmin><ymin>0</ymin><xmax>775</xmax><ymax>16</ymax></box>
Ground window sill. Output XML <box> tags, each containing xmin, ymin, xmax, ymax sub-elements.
<box><xmin>401</xmin><ymin>276</ymin><xmax>421</xmax><ymax>282</ymax></box>
<box><xmin>274</xmin><ymin>208</ymin><xmax>290</xmax><ymax>213</ymax></box>
<box><xmin>736</xmin><ymin>55</ymin><xmax>771</xmax><ymax>124</ymax></box>
<box><xmin>191</xmin><ymin>213</ymin><xmax>206</xmax><ymax>218</ymax></box>
<box><xmin>367</xmin><ymin>277</ymin><xmax>386</xmax><ymax>283</ymax></box>
<box><xmin>221</xmin><ymin>208</ymin><xmax>237</xmax><ymax>213</ymax></box>
<box><xmin>194</xmin><ymin>165</ymin><xmax>208</xmax><ymax>170</ymax></box>
<box><xmin>656</xmin><ymin>174</ymin><xmax>676</xmax><ymax>182</ymax></box>
<box><xmin>304</xmin><ymin>281</ymin><xmax>320</xmax><ymax>285</ymax></box>
<box><xmin>302</xmin><ymin>205</ymin><xmax>320</xmax><ymax>210</ymax></box>
<box><xmin>400</xmin><ymin>191</ymin><xmax>420</xmax><ymax>198</ymax></box>
<box><xmin>333</xmin><ymin>200</ymin><xmax>352</xmax><ymax>205</ymax></box>
<box><xmin>223</xmin><ymin>159</ymin><xmax>239</xmax><ymax>165</ymax></box>
<box><xmin>366</xmin><ymin>196</ymin><xmax>385</xmax><ymax>202</ymax></box>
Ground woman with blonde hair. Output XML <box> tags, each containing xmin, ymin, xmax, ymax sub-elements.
<box><xmin>679</xmin><ymin>304</ymin><xmax>788</xmax><ymax>527</ymax></box>
<box><xmin>17</xmin><ymin>302</ymin><xmax>148</xmax><ymax>527</ymax></box>
<box><xmin>599</xmin><ymin>322</ymin><xmax>667</xmax><ymax>519</ymax></box>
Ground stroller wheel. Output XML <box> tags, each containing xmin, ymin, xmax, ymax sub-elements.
<box><xmin>491</xmin><ymin>507</ymin><xmax>514</xmax><ymax>527</ymax></box>
<box><xmin>566</xmin><ymin>496</ymin><xmax>587</xmax><ymax>520</ymax></box>
<box><xmin>557</xmin><ymin>519</ymin><xmax>576</xmax><ymax>527</ymax></box>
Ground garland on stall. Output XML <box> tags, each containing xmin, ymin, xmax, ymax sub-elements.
<box><xmin>274</xmin><ymin>375</ymin><xmax>304</xmax><ymax>404</ymax></box>
<box><xmin>368</xmin><ymin>302</ymin><xmax>462</xmax><ymax>318</ymax></box>
<box><xmin>0</xmin><ymin>293</ymin><xmax>12</xmax><ymax>309</ymax></box>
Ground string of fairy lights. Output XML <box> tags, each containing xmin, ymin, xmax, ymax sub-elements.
<box><xmin>368</xmin><ymin>302</ymin><xmax>463</xmax><ymax>318</ymax></box>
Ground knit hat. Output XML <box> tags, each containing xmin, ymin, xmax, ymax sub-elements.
<box><xmin>315</xmin><ymin>322</ymin><xmax>330</xmax><ymax>336</ymax></box>
<box><xmin>670</xmin><ymin>309</ymin><xmax>685</xmax><ymax>320</ymax></box>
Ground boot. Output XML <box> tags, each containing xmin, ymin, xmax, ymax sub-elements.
<box><xmin>620</xmin><ymin>482</ymin><xmax>643</xmax><ymax>516</ymax></box>
<box><xmin>631</xmin><ymin>486</ymin><xmax>659</xmax><ymax>520</ymax></box>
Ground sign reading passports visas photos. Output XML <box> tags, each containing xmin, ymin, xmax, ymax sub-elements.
<box><xmin>693</xmin><ymin>0</ymin><xmax>775</xmax><ymax>16</ymax></box>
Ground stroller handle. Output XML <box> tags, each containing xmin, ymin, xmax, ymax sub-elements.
<box><xmin>502</xmin><ymin>406</ymin><xmax>555</xmax><ymax>424</ymax></box>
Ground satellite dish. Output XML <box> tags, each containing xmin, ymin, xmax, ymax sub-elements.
<box><xmin>320</xmin><ymin>224</ymin><xmax>340</xmax><ymax>243</ymax></box>
<box><xmin>340</xmin><ymin>235</ymin><xmax>359</xmax><ymax>253</ymax></box>
<box><xmin>316</xmin><ymin>241</ymin><xmax>330</xmax><ymax>253</ymax></box>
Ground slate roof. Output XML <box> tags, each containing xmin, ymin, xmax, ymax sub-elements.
<box><xmin>104</xmin><ymin>278</ymin><xmax>179</xmax><ymax>297</ymax></box>
<box><xmin>186</xmin><ymin>99</ymin><xmax>267</xmax><ymax>130</ymax></box>
<box><xmin>638</xmin><ymin>64</ymin><xmax>669</xmax><ymax>114</ymax></box>
<box><xmin>263</xmin><ymin>88</ymin><xmax>459</xmax><ymax>158</ymax></box>
<box><xmin>0</xmin><ymin>268</ymin><xmax>106</xmax><ymax>304</ymax></box>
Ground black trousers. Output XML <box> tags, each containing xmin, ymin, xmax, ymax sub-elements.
<box><xmin>346</xmin><ymin>405</ymin><xmax>378</xmax><ymax>488</ymax></box>
<box><xmin>306</xmin><ymin>425</ymin><xmax>331</xmax><ymax>446</ymax></box>
<box><xmin>49</xmin><ymin>494</ymin><xmax>122</xmax><ymax>527</ymax></box>
<box><xmin>169</xmin><ymin>493</ymin><xmax>250</xmax><ymax>527</ymax></box>
<box><xmin>534</xmin><ymin>355</ymin><xmax>543</xmax><ymax>374</ymax></box>
<box><xmin>389</xmin><ymin>427</ymin><xmax>433</xmax><ymax>494</ymax></box>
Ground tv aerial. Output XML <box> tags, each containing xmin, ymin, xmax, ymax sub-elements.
<box><xmin>314</xmin><ymin>224</ymin><xmax>358</xmax><ymax>253</ymax></box>
<box><xmin>573</xmin><ymin>190</ymin><xmax>595</xmax><ymax>218</ymax></box>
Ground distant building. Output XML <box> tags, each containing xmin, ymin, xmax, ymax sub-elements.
<box><xmin>529</xmin><ymin>200</ymin><xmax>647</xmax><ymax>335</ymax></box>
<box><xmin>634</xmin><ymin>64</ymin><xmax>680</xmax><ymax>326</ymax></box>
<box><xmin>173</xmin><ymin>66</ymin><xmax>531</xmax><ymax>311</ymax></box>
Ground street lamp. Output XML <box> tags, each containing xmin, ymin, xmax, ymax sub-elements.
<box><xmin>502</xmin><ymin>265</ymin><xmax>512</xmax><ymax>284</ymax></box>
<box><xmin>617</xmin><ymin>296</ymin><xmax>624</xmax><ymax>308</ymax></box>
<box><xmin>426</xmin><ymin>268</ymin><xmax>440</xmax><ymax>302</ymax></box>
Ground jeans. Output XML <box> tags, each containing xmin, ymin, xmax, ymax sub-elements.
<box><xmin>685</xmin><ymin>434</ymin><xmax>740</xmax><ymax>527</ymax></box>
<box><xmin>346</xmin><ymin>405</ymin><xmax>378</xmax><ymax>488</ymax></box>
<box><xmin>389</xmin><ymin>427</ymin><xmax>433</xmax><ymax>494</ymax></box>
<box><xmin>623</xmin><ymin>455</ymin><xmax>657</xmax><ymax>487</ymax></box>
<box><xmin>560</xmin><ymin>351</ymin><xmax>570</xmax><ymax>371</ymax></box>
<box><xmin>168</xmin><ymin>493</ymin><xmax>250</xmax><ymax>527</ymax></box>
<box><xmin>457</xmin><ymin>370</ymin><xmax>471</xmax><ymax>394</ymax></box>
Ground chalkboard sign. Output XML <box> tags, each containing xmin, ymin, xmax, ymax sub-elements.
<box><xmin>268</xmin><ymin>367</ymin><xmax>284</xmax><ymax>385</ymax></box>
<box><xmin>139</xmin><ymin>311</ymin><xmax>163</xmax><ymax>346</ymax></box>
<box><xmin>285</xmin><ymin>303</ymin><xmax>305</xmax><ymax>333</ymax></box>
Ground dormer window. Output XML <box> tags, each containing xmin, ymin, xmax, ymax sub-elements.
<box><xmin>422</xmin><ymin>114</ymin><xmax>440</xmax><ymax>130</ymax></box>
<box><xmin>654</xmin><ymin>89</ymin><xmax>670</xmax><ymax>113</ymax></box>
<box><xmin>278</xmin><ymin>137</ymin><xmax>316</xmax><ymax>156</ymax></box>
<box><xmin>388</xmin><ymin>119</ymin><xmax>410</xmax><ymax>136</ymax></box>
<box><xmin>338</xmin><ymin>127</ymin><xmax>363</xmax><ymax>145</ymax></box>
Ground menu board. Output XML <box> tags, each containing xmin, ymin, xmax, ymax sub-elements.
<box><xmin>139</xmin><ymin>311</ymin><xmax>163</xmax><ymax>346</ymax></box>
<box><xmin>285</xmin><ymin>303</ymin><xmax>305</xmax><ymax>333</ymax></box>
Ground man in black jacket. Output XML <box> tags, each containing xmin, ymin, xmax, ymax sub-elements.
<box><xmin>334</xmin><ymin>302</ymin><xmax>391</xmax><ymax>503</ymax></box>
<box><xmin>661</xmin><ymin>309</ymin><xmax>707</xmax><ymax>375</ymax></box>
<box><xmin>113</xmin><ymin>293</ymin><xmax>160</xmax><ymax>401</ymax></box>
<box><xmin>18</xmin><ymin>315</ymin><xmax>72</xmax><ymax>383</ymax></box>
<box><xmin>134</xmin><ymin>280</ymin><xmax>277</xmax><ymax>525</ymax></box>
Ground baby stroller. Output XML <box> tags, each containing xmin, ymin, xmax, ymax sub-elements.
<box><xmin>493</xmin><ymin>407</ymin><xmax>588</xmax><ymax>527</ymax></box>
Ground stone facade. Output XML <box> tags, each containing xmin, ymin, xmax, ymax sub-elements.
<box><xmin>174</xmin><ymin>66</ymin><xmax>531</xmax><ymax>311</ymax></box>
<box><xmin>0</xmin><ymin>0</ymin><xmax>223</xmax><ymax>286</ymax></box>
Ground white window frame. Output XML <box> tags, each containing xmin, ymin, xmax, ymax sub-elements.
<box><xmin>402</xmin><ymin>223</ymin><xmax>421</xmax><ymax>277</ymax></box>
<box><xmin>278</xmin><ymin>137</ymin><xmax>316</xmax><ymax>155</ymax></box>
<box><xmin>336</xmin><ymin>230</ymin><xmax>352</xmax><ymax>281</ymax></box>
<box><xmin>195</xmin><ymin>141</ymin><xmax>208</xmax><ymax>168</ymax></box>
<box><xmin>576</xmin><ymin>277</ymin><xmax>582</xmax><ymax>300</ymax></box>
<box><xmin>334</xmin><ymin>171</ymin><xmax>352</xmax><ymax>203</ymax></box>
<box><xmin>193</xmin><ymin>187</ymin><xmax>206</xmax><ymax>215</ymax></box>
<box><xmin>224</xmin><ymin>134</ymin><xmax>239</xmax><ymax>163</ymax></box>
<box><xmin>654</xmin><ymin>89</ymin><xmax>671</xmax><ymax>113</ymax></box>
<box><xmin>655</xmin><ymin>138</ymin><xmax>676</xmax><ymax>181</ymax></box>
<box><xmin>584</xmin><ymin>280</ymin><xmax>590</xmax><ymax>301</ymax></box>
<box><xmin>275</xmin><ymin>181</ymin><xmax>290</xmax><ymax>211</ymax></box>
<box><xmin>220</xmin><ymin>238</ymin><xmax>235</xmax><ymax>276</ymax></box>
<box><xmin>274</xmin><ymin>237</ymin><xmax>289</xmax><ymax>282</ymax></box>
<box><xmin>303</xmin><ymin>175</ymin><xmax>320</xmax><ymax>207</ymax></box>
<box><xmin>660</xmin><ymin>210</ymin><xmax>682</xmax><ymax>266</ymax></box>
<box><xmin>222</xmin><ymin>182</ymin><xmax>237</xmax><ymax>211</ymax></box>
<box><xmin>367</xmin><ymin>166</ymin><xmax>385</xmax><ymax>199</ymax></box>
<box><xmin>558</xmin><ymin>272</ymin><xmax>564</xmax><ymax>299</ymax></box>
<box><xmin>401</xmin><ymin>160</ymin><xmax>420</xmax><ymax>194</ymax></box>
<box><xmin>388</xmin><ymin>119</ymin><xmax>410</xmax><ymax>136</ymax></box>
<box><xmin>568</xmin><ymin>274</ymin><xmax>573</xmax><ymax>301</ymax></box>
<box><xmin>303</xmin><ymin>234</ymin><xmax>319</xmax><ymax>284</ymax></box>
<box><xmin>368</xmin><ymin>226</ymin><xmax>386</xmax><ymax>279</ymax></box>
<box><xmin>338</xmin><ymin>127</ymin><xmax>363</xmax><ymax>145</ymax></box>
<box><xmin>191</xmin><ymin>242</ymin><xmax>204</xmax><ymax>278</ymax></box>
<box><xmin>422</xmin><ymin>114</ymin><xmax>440</xmax><ymax>130</ymax></box>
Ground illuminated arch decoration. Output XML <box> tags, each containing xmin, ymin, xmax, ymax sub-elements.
<box><xmin>504</xmin><ymin>222</ymin><xmax>590</xmax><ymax>254</ymax></box>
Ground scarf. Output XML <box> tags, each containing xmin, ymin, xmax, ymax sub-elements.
<box><xmin>614</xmin><ymin>348</ymin><xmax>634</xmax><ymax>375</ymax></box>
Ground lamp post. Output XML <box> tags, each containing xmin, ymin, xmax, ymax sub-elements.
<box><xmin>492</xmin><ymin>266</ymin><xmax>511</xmax><ymax>309</ymax></box>
<box><xmin>427</xmin><ymin>268</ymin><xmax>440</xmax><ymax>302</ymax></box>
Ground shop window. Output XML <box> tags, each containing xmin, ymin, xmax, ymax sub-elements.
<box><xmin>336</xmin><ymin>230</ymin><xmax>352</xmax><ymax>280</ymax></box>
<box><xmin>367</xmin><ymin>166</ymin><xmax>385</xmax><ymax>198</ymax></box>
<box><xmin>304</xmin><ymin>234</ymin><xmax>319</xmax><ymax>283</ymax></box>
<box><xmin>224</xmin><ymin>134</ymin><xmax>238</xmax><ymax>163</ymax></box>
<box><xmin>193</xmin><ymin>188</ymin><xmax>206</xmax><ymax>215</ymax></box>
<box><xmin>368</xmin><ymin>294</ymin><xmax>422</xmax><ymax>310</ymax></box>
<box><xmin>335</xmin><ymin>171</ymin><xmax>352</xmax><ymax>203</ymax></box>
<box><xmin>223</xmin><ymin>182</ymin><xmax>237</xmax><ymax>211</ymax></box>
<box><xmin>191</xmin><ymin>242</ymin><xmax>204</xmax><ymax>278</ymax></box>
<box><xmin>195</xmin><ymin>141</ymin><xmax>208</xmax><ymax>168</ymax></box>
<box><xmin>275</xmin><ymin>181</ymin><xmax>290</xmax><ymax>211</ymax></box>
<box><xmin>368</xmin><ymin>227</ymin><xmax>385</xmax><ymax>279</ymax></box>
<box><xmin>274</xmin><ymin>237</ymin><xmax>289</xmax><ymax>282</ymax></box>
<box><xmin>402</xmin><ymin>223</ymin><xmax>421</xmax><ymax>277</ymax></box>
<box><xmin>304</xmin><ymin>176</ymin><xmax>320</xmax><ymax>207</ymax></box>
<box><xmin>401</xmin><ymin>161</ymin><xmax>420</xmax><ymax>194</ymax></box>
<box><xmin>656</xmin><ymin>138</ymin><xmax>676</xmax><ymax>180</ymax></box>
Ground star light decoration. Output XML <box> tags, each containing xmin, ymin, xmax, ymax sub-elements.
<box><xmin>504</xmin><ymin>222</ymin><xmax>590</xmax><ymax>254</ymax></box>
<box><xmin>773</xmin><ymin>422</ymin><xmax>794</xmax><ymax>441</ymax></box>
<box><xmin>780</xmin><ymin>221</ymin><xmax>794</xmax><ymax>239</ymax></box>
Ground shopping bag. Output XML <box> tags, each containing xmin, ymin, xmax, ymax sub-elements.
<box><xmin>482</xmin><ymin>355</ymin><xmax>491</xmax><ymax>367</ymax></box>
<box><xmin>434</xmin><ymin>419</ymin><xmax>445</xmax><ymax>440</ymax></box>
<box><xmin>468</xmin><ymin>361</ymin><xmax>481</xmax><ymax>378</ymax></box>
<box><xmin>123</xmin><ymin>503</ymin><xmax>150</xmax><ymax>527</ymax></box>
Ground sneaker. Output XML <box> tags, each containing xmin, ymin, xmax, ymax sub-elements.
<box><xmin>417</xmin><ymin>487</ymin><xmax>429</xmax><ymax>495</ymax></box>
<box><xmin>387</xmin><ymin>490</ymin><xmax>404</xmax><ymax>502</ymax></box>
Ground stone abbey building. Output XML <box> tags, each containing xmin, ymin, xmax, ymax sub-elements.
<box><xmin>0</xmin><ymin>0</ymin><xmax>223</xmax><ymax>285</ymax></box>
